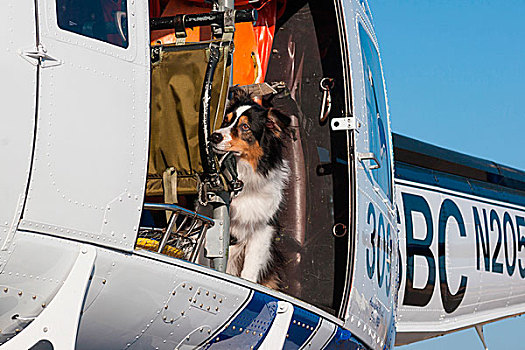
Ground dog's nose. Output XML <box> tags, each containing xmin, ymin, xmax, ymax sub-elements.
<box><xmin>210</xmin><ymin>132</ymin><xmax>223</xmax><ymax>144</ymax></box>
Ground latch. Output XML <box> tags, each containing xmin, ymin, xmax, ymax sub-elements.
<box><xmin>319</xmin><ymin>77</ymin><xmax>334</xmax><ymax>123</ymax></box>
<box><xmin>20</xmin><ymin>44</ymin><xmax>62</xmax><ymax>68</ymax></box>
<box><xmin>331</xmin><ymin>116</ymin><xmax>356</xmax><ymax>131</ymax></box>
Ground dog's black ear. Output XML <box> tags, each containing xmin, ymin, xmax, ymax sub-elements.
<box><xmin>266</xmin><ymin>108</ymin><xmax>291</xmax><ymax>137</ymax></box>
<box><xmin>228</xmin><ymin>87</ymin><xmax>253</xmax><ymax>107</ymax></box>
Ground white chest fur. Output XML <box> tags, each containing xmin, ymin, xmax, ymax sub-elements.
<box><xmin>229</xmin><ymin>159</ymin><xmax>289</xmax><ymax>242</ymax></box>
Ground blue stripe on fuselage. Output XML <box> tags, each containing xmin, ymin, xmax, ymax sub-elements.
<box><xmin>395</xmin><ymin>162</ymin><xmax>525</xmax><ymax>208</ymax></box>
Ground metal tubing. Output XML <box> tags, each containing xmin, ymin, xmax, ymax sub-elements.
<box><xmin>158</xmin><ymin>212</ymin><xmax>178</xmax><ymax>253</ymax></box>
<box><xmin>190</xmin><ymin>224</ymin><xmax>210</xmax><ymax>262</ymax></box>
<box><xmin>199</xmin><ymin>42</ymin><xmax>221</xmax><ymax>180</ymax></box>
<box><xmin>185</xmin><ymin>216</ymin><xmax>199</xmax><ymax>236</ymax></box>
<box><xmin>143</xmin><ymin>203</ymin><xmax>214</xmax><ymax>225</ymax></box>
<box><xmin>150</xmin><ymin>10</ymin><xmax>257</xmax><ymax>31</ymax></box>
<box><xmin>174</xmin><ymin>215</ymin><xmax>189</xmax><ymax>234</ymax></box>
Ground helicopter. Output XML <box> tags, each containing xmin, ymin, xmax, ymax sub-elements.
<box><xmin>1</xmin><ymin>0</ymin><xmax>525</xmax><ymax>349</ymax></box>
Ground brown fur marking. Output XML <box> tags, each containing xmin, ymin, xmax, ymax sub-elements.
<box><xmin>226</xmin><ymin>115</ymin><xmax>263</xmax><ymax>171</ymax></box>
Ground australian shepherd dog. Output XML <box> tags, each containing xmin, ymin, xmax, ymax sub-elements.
<box><xmin>210</xmin><ymin>89</ymin><xmax>290</xmax><ymax>289</ymax></box>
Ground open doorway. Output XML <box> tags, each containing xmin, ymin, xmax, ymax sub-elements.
<box><xmin>138</xmin><ymin>0</ymin><xmax>352</xmax><ymax>317</ymax></box>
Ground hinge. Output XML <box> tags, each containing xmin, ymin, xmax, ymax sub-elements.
<box><xmin>331</xmin><ymin>116</ymin><xmax>356</xmax><ymax>131</ymax></box>
<box><xmin>20</xmin><ymin>44</ymin><xmax>62</xmax><ymax>68</ymax></box>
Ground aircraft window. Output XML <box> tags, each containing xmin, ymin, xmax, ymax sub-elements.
<box><xmin>56</xmin><ymin>0</ymin><xmax>129</xmax><ymax>48</ymax></box>
<box><xmin>359</xmin><ymin>23</ymin><xmax>393</xmax><ymax>201</ymax></box>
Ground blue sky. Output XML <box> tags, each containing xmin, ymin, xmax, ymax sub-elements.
<box><xmin>368</xmin><ymin>0</ymin><xmax>525</xmax><ymax>349</ymax></box>
<box><xmin>371</xmin><ymin>0</ymin><xmax>525</xmax><ymax>171</ymax></box>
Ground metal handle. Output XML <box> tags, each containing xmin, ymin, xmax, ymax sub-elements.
<box><xmin>358</xmin><ymin>152</ymin><xmax>381</xmax><ymax>170</ymax></box>
<box><xmin>319</xmin><ymin>78</ymin><xmax>334</xmax><ymax>123</ymax></box>
<box><xmin>115</xmin><ymin>11</ymin><xmax>127</xmax><ymax>42</ymax></box>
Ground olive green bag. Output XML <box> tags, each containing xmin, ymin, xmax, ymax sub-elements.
<box><xmin>147</xmin><ymin>42</ymin><xmax>231</xmax><ymax>197</ymax></box>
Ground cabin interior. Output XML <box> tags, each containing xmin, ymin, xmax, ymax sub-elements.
<box><xmin>55</xmin><ymin>0</ymin><xmax>353</xmax><ymax>317</ymax></box>
<box><xmin>144</xmin><ymin>0</ymin><xmax>353</xmax><ymax>317</ymax></box>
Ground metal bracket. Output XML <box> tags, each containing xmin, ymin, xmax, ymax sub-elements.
<box><xmin>20</xmin><ymin>45</ymin><xmax>62</xmax><ymax>68</ymax></box>
<box><xmin>173</xmin><ymin>15</ymin><xmax>187</xmax><ymax>45</ymax></box>
<box><xmin>259</xmin><ymin>301</ymin><xmax>294</xmax><ymax>350</ymax></box>
<box><xmin>0</xmin><ymin>245</ymin><xmax>96</xmax><ymax>350</ymax></box>
<box><xmin>223</xmin><ymin>9</ymin><xmax>235</xmax><ymax>33</ymax></box>
<box><xmin>203</xmin><ymin>192</ymin><xmax>230</xmax><ymax>272</ymax></box>
<box><xmin>331</xmin><ymin>116</ymin><xmax>356</xmax><ymax>131</ymax></box>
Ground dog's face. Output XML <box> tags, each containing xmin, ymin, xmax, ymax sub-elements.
<box><xmin>210</xmin><ymin>90</ymin><xmax>290</xmax><ymax>173</ymax></box>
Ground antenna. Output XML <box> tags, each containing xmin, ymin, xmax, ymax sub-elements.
<box><xmin>475</xmin><ymin>325</ymin><xmax>489</xmax><ymax>350</ymax></box>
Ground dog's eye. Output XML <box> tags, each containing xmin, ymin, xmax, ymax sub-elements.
<box><xmin>240</xmin><ymin>124</ymin><xmax>250</xmax><ymax>132</ymax></box>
